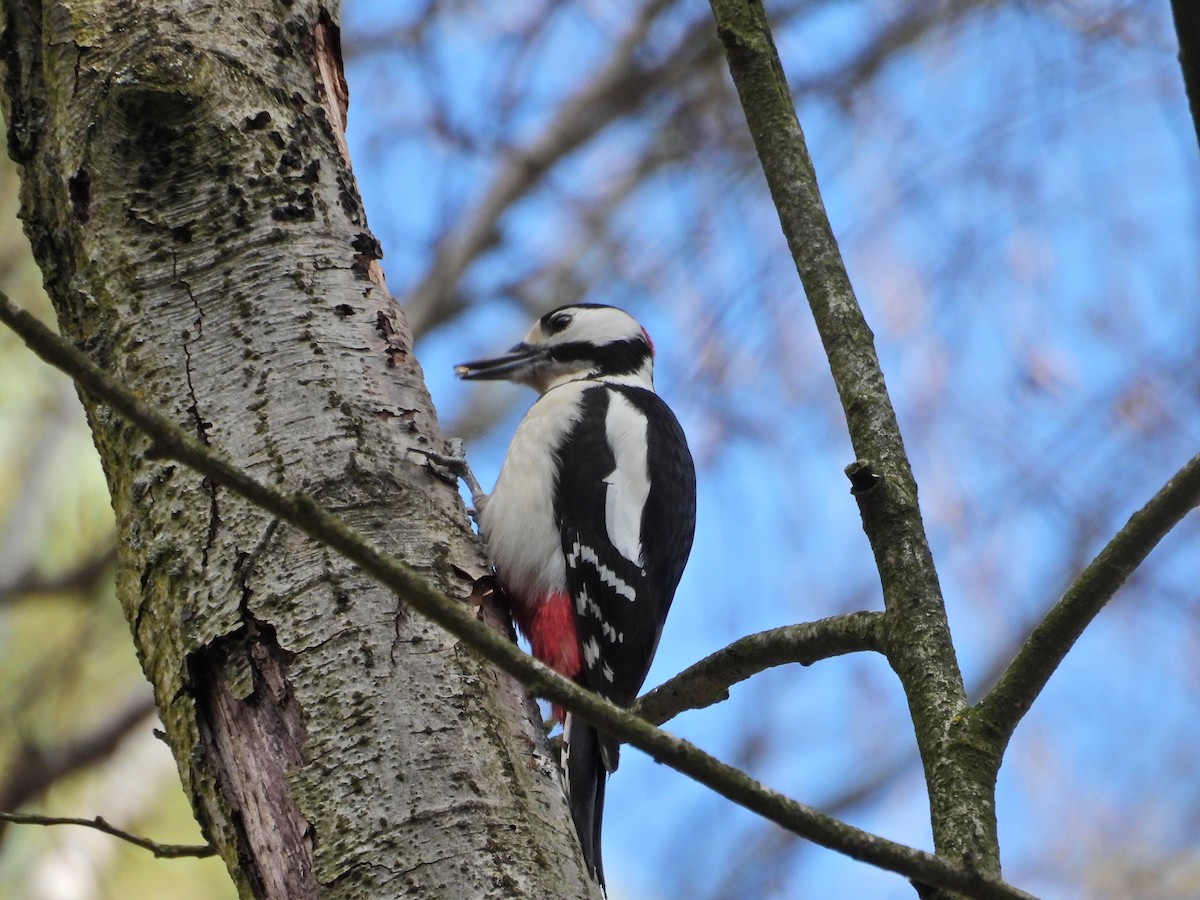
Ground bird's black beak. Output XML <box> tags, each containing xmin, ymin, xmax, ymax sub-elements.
<box><xmin>455</xmin><ymin>342</ymin><xmax>545</xmax><ymax>381</ymax></box>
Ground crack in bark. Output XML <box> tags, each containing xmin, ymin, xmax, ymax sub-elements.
<box><xmin>173</xmin><ymin>249</ymin><xmax>219</xmax><ymax>567</ymax></box>
<box><xmin>397</xmin><ymin>848</ymin><xmax>476</xmax><ymax>880</ymax></box>
<box><xmin>326</xmin><ymin>858</ymin><xmax>399</xmax><ymax>890</ymax></box>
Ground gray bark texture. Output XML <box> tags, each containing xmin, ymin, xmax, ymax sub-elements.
<box><xmin>0</xmin><ymin>0</ymin><xmax>600</xmax><ymax>896</ymax></box>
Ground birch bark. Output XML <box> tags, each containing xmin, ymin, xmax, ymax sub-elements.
<box><xmin>0</xmin><ymin>1</ymin><xmax>599</xmax><ymax>896</ymax></box>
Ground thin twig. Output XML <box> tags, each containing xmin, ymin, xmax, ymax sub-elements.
<box><xmin>0</xmin><ymin>811</ymin><xmax>216</xmax><ymax>859</ymax></box>
<box><xmin>0</xmin><ymin>293</ymin><xmax>1035</xmax><ymax>899</ymax></box>
<box><xmin>972</xmin><ymin>451</ymin><xmax>1200</xmax><ymax>754</ymax></box>
<box><xmin>634</xmin><ymin>612</ymin><xmax>884</xmax><ymax>725</ymax></box>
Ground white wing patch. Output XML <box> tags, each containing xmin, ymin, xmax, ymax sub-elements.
<box><xmin>603</xmin><ymin>393</ymin><xmax>651</xmax><ymax>566</ymax></box>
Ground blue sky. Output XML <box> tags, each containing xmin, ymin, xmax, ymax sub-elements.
<box><xmin>343</xmin><ymin>2</ymin><xmax>1200</xmax><ymax>896</ymax></box>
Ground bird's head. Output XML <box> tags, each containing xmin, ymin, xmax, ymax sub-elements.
<box><xmin>455</xmin><ymin>304</ymin><xmax>655</xmax><ymax>394</ymax></box>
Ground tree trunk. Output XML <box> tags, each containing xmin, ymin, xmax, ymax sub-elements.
<box><xmin>0</xmin><ymin>1</ymin><xmax>599</xmax><ymax>896</ymax></box>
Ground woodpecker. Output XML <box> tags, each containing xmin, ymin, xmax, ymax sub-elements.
<box><xmin>454</xmin><ymin>304</ymin><xmax>696</xmax><ymax>885</ymax></box>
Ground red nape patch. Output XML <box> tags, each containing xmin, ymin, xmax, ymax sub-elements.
<box><xmin>511</xmin><ymin>591</ymin><xmax>580</xmax><ymax>724</ymax></box>
<box><xmin>640</xmin><ymin>326</ymin><xmax>655</xmax><ymax>357</ymax></box>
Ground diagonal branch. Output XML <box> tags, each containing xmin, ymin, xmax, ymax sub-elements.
<box><xmin>791</xmin><ymin>1</ymin><xmax>992</xmax><ymax>101</ymax></box>
<box><xmin>0</xmin><ymin>689</ymin><xmax>156</xmax><ymax>825</ymax></box>
<box><xmin>0</xmin><ymin>294</ymin><xmax>1035</xmax><ymax>900</ymax></box>
<box><xmin>709</xmin><ymin>750</ymin><xmax>918</xmax><ymax>899</ymax></box>
<box><xmin>403</xmin><ymin>0</ymin><xmax>679</xmax><ymax>336</ymax></box>
<box><xmin>706</xmin><ymin>0</ymin><xmax>983</xmax><ymax>871</ymax></box>
<box><xmin>402</xmin><ymin>0</ymin><xmax>730</xmax><ymax>338</ymax></box>
<box><xmin>634</xmin><ymin>611</ymin><xmax>884</xmax><ymax>726</ymax></box>
<box><xmin>971</xmin><ymin>451</ymin><xmax>1200</xmax><ymax>755</ymax></box>
<box><xmin>0</xmin><ymin>811</ymin><xmax>215</xmax><ymax>859</ymax></box>
<box><xmin>0</xmin><ymin>543</ymin><xmax>116</xmax><ymax>608</ymax></box>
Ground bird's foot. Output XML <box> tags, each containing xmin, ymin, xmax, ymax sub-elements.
<box><xmin>418</xmin><ymin>439</ymin><xmax>488</xmax><ymax>521</ymax></box>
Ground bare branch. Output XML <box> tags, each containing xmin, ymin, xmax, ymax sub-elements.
<box><xmin>792</xmin><ymin>2</ymin><xmax>992</xmax><ymax>101</ymax></box>
<box><xmin>972</xmin><ymin>451</ymin><xmax>1200</xmax><ymax>755</ymax></box>
<box><xmin>0</xmin><ymin>689</ymin><xmax>156</xmax><ymax>820</ymax></box>
<box><xmin>634</xmin><ymin>612</ymin><xmax>884</xmax><ymax>726</ymax></box>
<box><xmin>402</xmin><ymin>0</ymin><xmax>723</xmax><ymax>336</ymax></box>
<box><xmin>0</xmin><ymin>543</ymin><xmax>116</xmax><ymax>608</ymax></box>
<box><xmin>0</xmin><ymin>811</ymin><xmax>215</xmax><ymax>859</ymax></box>
<box><xmin>707</xmin><ymin>0</ymin><xmax>984</xmax><ymax>871</ymax></box>
<box><xmin>0</xmin><ymin>293</ymin><xmax>1036</xmax><ymax>899</ymax></box>
<box><xmin>708</xmin><ymin>751</ymin><xmax>917</xmax><ymax>899</ymax></box>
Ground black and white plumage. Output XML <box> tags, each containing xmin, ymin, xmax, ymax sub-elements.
<box><xmin>455</xmin><ymin>304</ymin><xmax>696</xmax><ymax>885</ymax></box>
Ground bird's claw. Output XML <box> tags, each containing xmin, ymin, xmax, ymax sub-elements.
<box><xmin>420</xmin><ymin>441</ymin><xmax>466</xmax><ymax>480</ymax></box>
<box><xmin>418</xmin><ymin>440</ymin><xmax>487</xmax><ymax>522</ymax></box>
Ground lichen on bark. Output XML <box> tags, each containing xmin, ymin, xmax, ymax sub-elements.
<box><xmin>0</xmin><ymin>0</ymin><xmax>600</xmax><ymax>896</ymax></box>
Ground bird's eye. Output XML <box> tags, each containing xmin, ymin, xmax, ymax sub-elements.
<box><xmin>546</xmin><ymin>312</ymin><xmax>573</xmax><ymax>334</ymax></box>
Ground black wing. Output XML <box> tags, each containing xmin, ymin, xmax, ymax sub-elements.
<box><xmin>615</xmin><ymin>385</ymin><xmax>696</xmax><ymax>623</ymax></box>
<box><xmin>554</xmin><ymin>384</ymin><xmax>696</xmax><ymax>762</ymax></box>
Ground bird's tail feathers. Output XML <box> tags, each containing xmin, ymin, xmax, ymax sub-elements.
<box><xmin>563</xmin><ymin>713</ymin><xmax>610</xmax><ymax>887</ymax></box>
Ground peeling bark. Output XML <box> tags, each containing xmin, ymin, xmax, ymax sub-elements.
<box><xmin>0</xmin><ymin>0</ymin><xmax>599</xmax><ymax>896</ymax></box>
<box><xmin>192</xmin><ymin>623</ymin><xmax>315</xmax><ymax>899</ymax></box>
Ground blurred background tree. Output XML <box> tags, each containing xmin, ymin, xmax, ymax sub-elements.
<box><xmin>2</xmin><ymin>1</ymin><xmax>1197</xmax><ymax>898</ymax></box>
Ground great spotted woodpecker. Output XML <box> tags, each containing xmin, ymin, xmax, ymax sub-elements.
<box><xmin>454</xmin><ymin>304</ymin><xmax>696</xmax><ymax>885</ymax></box>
